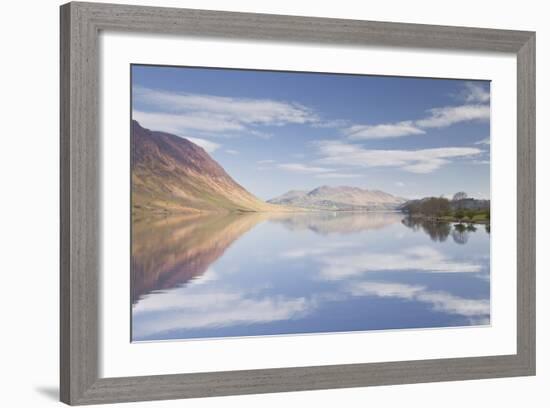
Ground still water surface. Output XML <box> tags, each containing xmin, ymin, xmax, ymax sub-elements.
<box><xmin>131</xmin><ymin>212</ymin><xmax>490</xmax><ymax>341</ymax></box>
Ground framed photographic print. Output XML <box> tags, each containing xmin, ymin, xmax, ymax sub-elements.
<box><xmin>60</xmin><ymin>2</ymin><xmax>536</xmax><ymax>405</ymax></box>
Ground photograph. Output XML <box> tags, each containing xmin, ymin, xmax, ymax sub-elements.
<box><xmin>130</xmin><ymin>65</ymin><xmax>491</xmax><ymax>342</ymax></box>
<box><xmin>1</xmin><ymin>0</ymin><xmax>542</xmax><ymax>406</ymax></box>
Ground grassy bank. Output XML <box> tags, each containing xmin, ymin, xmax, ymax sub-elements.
<box><xmin>407</xmin><ymin>210</ymin><xmax>490</xmax><ymax>224</ymax></box>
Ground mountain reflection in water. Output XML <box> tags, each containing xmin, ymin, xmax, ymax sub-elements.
<box><xmin>132</xmin><ymin>211</ymin><xmax>490</xmax><ymax>341</ymax></box>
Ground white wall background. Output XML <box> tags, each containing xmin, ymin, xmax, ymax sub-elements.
<box><xmin>0</xmin><ymin>0</ymin><xmax>545</xmax><ymax>407</ymax></box>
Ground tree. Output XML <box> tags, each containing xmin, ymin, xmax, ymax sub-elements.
<box><xmin>455</xmin><ymin>209</ymin><xmax>465</xmax><ymax>221</ymax></box>
<box><xmin>419</xmin><ymin>197</ymin><xmax>450</xmax><ymax>217</ymax></box>
<box><xmin>452</xmin><ymin>192</ymin><xmax>468</xmax><ymax>201</ymax></box>
<box><xmin>435</xmin><ymin>197</ymin><xmax>451</xmax><ymax>217</ymax></box>
<box><xmin>466</xmin><ymin>210</ymin><xmax>476</xmax><ymax>221</ymax></box>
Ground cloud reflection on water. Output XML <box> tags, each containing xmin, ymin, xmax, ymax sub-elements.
<box><xmin>132</xmin><ymin>211</ymin><xmax>490</xmax><ymax>341</ymax></box>
<box><xmin>349</xmin><ymin>281</ymin><xmax>489</xmax><ymax>319</ymax></box>
<box><xmin>317</xmin><ymin>246</ymin><xmax>483</xmax><ymax>280</ymax></box>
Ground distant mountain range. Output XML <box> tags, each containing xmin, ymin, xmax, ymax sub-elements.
<box><xmin>268</xmin><ymin>186</ymin><xmax>407</xmax><ymax>211</ymax></box>
<box><xmin>132</xmin><ymin>120</ymin><xmax>283</xmax><ymax>214</ymax></box>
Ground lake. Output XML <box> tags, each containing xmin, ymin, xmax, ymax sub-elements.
<box><xmin>131</xmin><ymin>211</ymin><xmax>490</xmax><ymax>342</ymax></box>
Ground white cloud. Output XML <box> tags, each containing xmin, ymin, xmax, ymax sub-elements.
<box><xmin>134</xmin><ymin>83</ymin><xmax>490</xmax><ymax>148</ymax></box>
<box><xmin>249</xmin><ymin>129</ymin><xmax>273</xmax><ymax>139</ymax></box>
<box><xmin>185</xmin><ymin>137</ymin><xmax>221</xmax><ymax>153</ymax></box>
<box><xmin>459</xmin><ymin>82</ymin><xmax>491</xmax><ymax>103</ymax></box>
<box><xmin>133</xmin><ymin>110</ymin><xmax>243</xmax><ymax>134</ymax></box>
<box><xmin>416</xmin><ymin>104</ymin><xmax>490</xmax><ymax>128</ymax></box>
<box><xmin>133</xmin><ymin>87</ymin><xmax>319</xmax><ymax>136</ymax></box>
<box><xmin>395</xmin><ymin>181</ymin><xmax>405</xmax><ymax>187</ymax></box>
<box><xmin>278</xmin><ymin>163</ymin><xmax>361</xmax><ymax>179</ymax></box>
<box><xmin>472</xmin><ymin>160</ymin><xmax>490</xmax><ymax>165</ymax></box>
<box><xmin>340</xmin><ymin>82</ymin><xmax>490</xmax><ymax>141</ymax></box>
<box><xmin>401</xmin><ymin>158</ymin><xmax>449</xmax><ymax>173</ymax></box>
<box><xmin>350</xmin><ymin>282</ymin><xmax>424</xmax><ymax>299</ymax></box>
<box><xmin>312</xmin><ymin>119</ymin><xmax>350</xmax><ymax>128</ymax></box>
<box><xmin>278</xmin><ymin>163</ymin><xmax>332</xmax><ymax>174</ymax></box>
<box><xmin>474</xmin><ymin>138</ymin><xmax>491</xmax><ymax>145</ymax></box>
<box><xmin>315</xmin><ymin>173</ymin><xmax>361</xmax><ymax>179</ymax></box>
<box><xmin>315</xmin><ymin>141</ymin><xmax>481</xmax><ymax>173</ymax></box>
<box><xmin>345</xmin><ymin>121</ymin><xmax>425</xmax><ymax>140</ymax></box>
<box><xmin>225</xmin><ymin>149</ymin><xmax>239</xmax><ymax>155</ymax></box>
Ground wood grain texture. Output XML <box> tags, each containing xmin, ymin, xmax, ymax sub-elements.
<box><xmin>60</xmin><ymin>2</ymin><xmax>100</xmax><ymax>404</ymax></box>
<box><xmin>60</xmin><ymin>1</ymin><xmax>536</xmax><ymax>405</ymax></box>
<box><xmin>516</xmin><ymin>34</ymin><xmax>536</xmax><ymax>372</ymax></box>
<box><xmin>68</xmin><ymin>1</ymin><xmax>533</xmax><ymax>52</ymax></box>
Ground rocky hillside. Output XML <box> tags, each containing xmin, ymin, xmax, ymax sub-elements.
<box><xmin>132</xmin><ymin>120</ymin><xmax>283</xmax><ymax>214</ymax></box>
<box><xmin>268</xmin><ymin>185</ymin><xmax>406</xmax><ymax>211</ymax></box>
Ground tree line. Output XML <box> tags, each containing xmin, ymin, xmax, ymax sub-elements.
<box><xmin>402</xmin><ymin>192</ymin><xmax>490</xmax><ymax>222</ymax></box>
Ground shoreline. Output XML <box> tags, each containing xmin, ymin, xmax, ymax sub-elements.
<box><xmin>405</xmin><ymin>213</ymin><xmax>490</xmax><ymax>225</ymax></box>
<box><xmin>133</xmin><ymin>207</ymin><xmax>406</xmax><ymax>218</ymax></box>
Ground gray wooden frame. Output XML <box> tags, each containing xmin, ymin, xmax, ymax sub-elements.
<box><xmin>60</xmin><ymin>1</ymin><xmax>536</xmax><ymax>405</ymax></box>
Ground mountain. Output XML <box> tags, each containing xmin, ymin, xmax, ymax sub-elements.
<box><xmin>268</xmin><ymin>185</ymin><xmax>407</xmax><ymax>211</ymax></box>
<box><xmin>132</xmin><ymin>120</ymin><xmax>283</xmax><ymax>214</ymax></box>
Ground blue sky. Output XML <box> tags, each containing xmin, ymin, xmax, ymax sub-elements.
<box><xmin>132</xmin><ymin>65</ymin><xmax>490</xmax><ymax>200</ymax></box>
